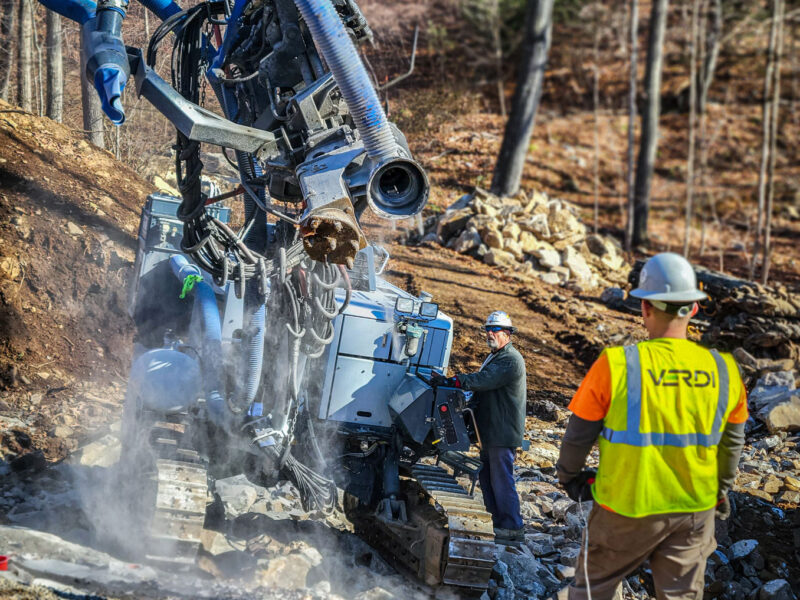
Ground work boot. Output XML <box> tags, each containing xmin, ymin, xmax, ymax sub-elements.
<box><xmin>493</xmin><ymin>527</ymin><xmax>524</xmax><ymax>546</ymax></box>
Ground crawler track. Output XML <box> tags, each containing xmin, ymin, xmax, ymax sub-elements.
<box><xmin>143</xmin><ymin>421</ymin><xmax>209</xmax><ymax>566</ymax></box>
<box><xmin>119</xmin><ymin>416</ymin><xmax>209</xmax><ymax>568</ymax></box>
<box><xmin>347</xmin><ymin>463</ymin><xmax>496</xmax><ymax>590</ymax></box>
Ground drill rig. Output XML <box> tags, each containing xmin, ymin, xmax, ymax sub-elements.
<box><xmin>44</xmin><ymin>0</ymin><xmax>497</xmax><ymax>589</ymax></box>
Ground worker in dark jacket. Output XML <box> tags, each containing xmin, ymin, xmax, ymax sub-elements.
<box><xmin>435</xmin><ymin>311</ymin><xmax>527</xmax><ymax>544</ymax></box>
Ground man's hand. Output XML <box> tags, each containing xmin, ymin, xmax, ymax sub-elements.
<box><xmin>716</xmin><ymin>494</ymin><xmax>731</xmax><ymax>520</ymax></box>
<box><xmin>564</xmin><ymin>469</ymin><xmax>596</xmax><ymax>502</ymax></box>
<box><xmin>430</xmin><ymin>372</ymin><xmax>458</xmax><ymax>388</ymax></box>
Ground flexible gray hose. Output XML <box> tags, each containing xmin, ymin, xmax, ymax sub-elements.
<box><xmin>293</xmin><ymin>0</ymin><xmax>397</xmax><ymax>161</ymax></box>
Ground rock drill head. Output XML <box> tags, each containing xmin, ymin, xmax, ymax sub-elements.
<box><xmin>300</xmin><ymin>207</ymin><xmax>366</xmax><ymax>267</ymax></box>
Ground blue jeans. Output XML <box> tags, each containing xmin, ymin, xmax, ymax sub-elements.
<box><xmin>479</xmin><ymin>446</ymin><xmax>523</xmax><ymax>530</ymax></box>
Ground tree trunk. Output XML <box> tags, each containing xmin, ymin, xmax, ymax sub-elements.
<box><xmin>751</xmin><ymin>0</ymin><xmax>779</xmax><ymax>281</ymax></box>
<box><xmin>761</xmin><ymin>0</ymin><xmax>784</xmax><ymax>286</ymax></box>
<box><xmin>683</xmin><ymin>0</ymin><xmax>700</xmax><ymax>257</ymax></box>
<box><xmin>16</xmin><ymin>0</ymin><xmax>33</xmax><ymax>112</ymax></box>
<box><xmin>698</xmin><ymin>0</ymin><xmax>721</xmax><ymax>114</ymax></box>
<box><xmin>592</xmin><ymin>21</ymin><xmax>600</xmax><ymax>235</ymax></box>
<box><xmin>625</xmin><ymin>0</ymin><xmax>639</xmax><ymax>251</ymax></box>
<box><xmin>80</xmin><ymin>36</ymin><xmax>104</xmax><ymax>148</ymax></box>
<box><xmin>632</xmin><ymin>0</ymin><xmax>669</xmax><ymax>247</ymax></box>
<box><xmin>490</xmin><ymin>0</ymin><xmax>554</xmax><ymax>198</ymax></box>
<box><xmin>29</xmin><ymin>0</ymin><xmax>44</xmax><ymax>115</ymax></box>
<box><xmin>0</xmin><ymin>0</ymin><xmax>17</xmax><ymax>101</ymax></box>
<box><xmin>45</xmin><ymin>9</ymin><xmax>62</xmax><ymax>121</ymax></box>
<box><xmin>491</xmin><ymin>0</ymin><xmax>506</xmax><ymax>118</ymax></box>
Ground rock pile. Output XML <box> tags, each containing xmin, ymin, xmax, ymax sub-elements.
<box><xmin>426</xmin><ymin>188</ymin><xmax>628</xmax><ymax>289</ymax></box>
<box><xmin>738</xmin><ymin>364</ymin><xmax>800</xmax><ymax>433</ymax></box>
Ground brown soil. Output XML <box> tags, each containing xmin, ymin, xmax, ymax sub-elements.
<box><xmin>0</xmin><ymin>99</ymin><xmax>151</xmax><ymax>463</ymax></box>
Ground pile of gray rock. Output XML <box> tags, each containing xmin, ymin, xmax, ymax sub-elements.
<box><xmin>427</xmin><ymin>188</ymin><xmax>628</xmax><ymax>289</ymax></box>
<box><xmin>737</xmin><ymin>359</ymin><xmax>800</xmax><ymax>433</ymax></box>
<box><xmin>705</xmin><ymin>539</ymin><xmax>794</xmax><ymax>600</ymax></box>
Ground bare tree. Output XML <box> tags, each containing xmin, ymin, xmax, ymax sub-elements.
<box><xmin>625</xmin><ymin>0</ymin><xmax>639</xmax><ymax>251</ymax></box>
<box><xmin>751</xmin><ymin>0</ymin><xmax>780</xmax><ymax>281</ymax></box>
<box><xmin>491</xmin><ymin>0</ymin><xmax>554</xmax><ymax>198</ymax></box>
<box><xmin>29</xmin><ymin>0</ymin><xmax>44</xmax><ymax>115</ymax></box>
<box><xmin>80</xmin><ymin>36</ymin><xmax>104</xmax><ymax>148</ymax></box>
<box><xmin>45</xmin><ymin>9</ymin><xmax>62</xmax><ymax>121</ymax></box>
<box><xmin>698</xmin><ymin>0</ymin><xmax>721</xmax><ymax>114</ymax></box>
<box><xmin>0</xmin><ymin>0</ymin><xmax>17</xmax><ymax>101</ymax></box>
<box><xmin>762</xmin><ymin>0</ymin><xmax>785</xmax><ymax>285</ymax></box>
<box><xmin>683</xmin><ymin>0</ymin><xmax>700</xmax><ymax>257</ymax></box>
<box><xmin>632</xmin><ymin>0</ymin><xmax>669</xmax><ymax>247</ymax></box>
<box><xmin>17</xmin><ymin>0</ymin><xmax>33</xmax><ymax>112</ymax></box>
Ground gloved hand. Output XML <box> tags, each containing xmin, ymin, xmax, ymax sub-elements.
<box><xmin>716</xmin><ymin>494</ymin><xmax>731</xmax><ymax>520</ymax></box>
<box><xmin>430</xmin><ymin>372</ymin><xmax>458</xmax><ymax>388</ymax></box>
<box><xmin>564</xmin><ymin>469</ymin><xmax>596</xmax><ymax>502</ymax></box>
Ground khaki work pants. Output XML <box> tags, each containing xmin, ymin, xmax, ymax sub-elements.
<box><xmin>568</xmin><ymin>504</ymin><xmax>716</xmax><ymax>600</ymax></box>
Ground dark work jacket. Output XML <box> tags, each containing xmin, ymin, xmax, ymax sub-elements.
<box><xmin>457</xmin><ymin>343</ymin><xmax>527</xmax><ymax>448</ymax></box>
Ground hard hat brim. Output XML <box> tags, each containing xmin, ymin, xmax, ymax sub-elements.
<box><xmin>629</xmin><ymin>288</ymin><xmax>708</xmax><ymax>302</ymax></box>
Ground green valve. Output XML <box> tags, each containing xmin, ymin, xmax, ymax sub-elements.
<box><xmin>179</xmin><ymin>274</ymin><xmax>204</xmax><ymax>299</ymax></box>
<box><xmin>406</xmin><ymin>323</ymin><xmax>424</xmax><ymax>339</ymax></box>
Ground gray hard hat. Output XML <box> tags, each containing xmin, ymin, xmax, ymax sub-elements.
<box><xmin>629</xmin><ymin>253</ymin><xmax>708</xmax><ymax>303</ymax></box>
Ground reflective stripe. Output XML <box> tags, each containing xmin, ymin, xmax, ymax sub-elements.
<box><xmin>624</xmin><ymin>345</ymin><xmax>641</xmax><ymax>434</ymax></box>
<box><xmin>710</xmin><ymin>349</ymin><xmax>729</xmax><ymax>434</ymax></box>
<box><xmin>601</xmin><ymin>429</ymin><xmax>723</xmax><ymax>447</ymax></box>
<box><xmin>601</xmin><ymin>344</ymin><xmax>730</xmax><ymax>448</ymax></box>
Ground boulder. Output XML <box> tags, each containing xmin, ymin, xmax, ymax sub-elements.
<box><xmin>478</xmin><ymin>202</ymin><xmax>499</xmax><ymax>218</ymax></box>
<box><xmin>518</xmin><ymin>214</ymin><xmax>550</xmax><ymax>238</ymax></box>
<box><xmin>504</xmin><ymin>239</ymin><xmax>524</xmax><ymax>261</ymax></box>
<box><xmin>436</xmin><ymin>208</ymin><xmax>473</xmax><ymax>241</ymax></box>
<box><xmin>730</xmin><ymin>539</ymin><xmax>758</xmax><ymax>560</ymax></box>
<box><xmin>257</xmin><ymin>554</ymin><xmax>314</xmax><ymax>590</ymax></box>
<box><xmin>548</xmin><ymin>205</ymin><xmax>585</xmax><ymax>241</ymax></box>
<box><xmin>759</xmin><ymin>392</ymin><xmax>800</xmax><ymax>433</ymax></box>
<box><xmin>538</xmin><ymin>272</ymin><xmax>561</xmax><ymax>286</ymax></box>
<box><xmin>215</xmin><ymin>477</ymin><xmax>259</xmax><ymax>519</ymax></box>
<box><xmin>499</xmin><ymin>201</ymin><xmax>523</xmax><ymax>219</ymax></box>
<box><xmin>562</xmin><ymin>247</ymin><xmax>594</xmax><ymax>286</ymax></box>
<box><xmin>445</xmin><ymin>193</ymin><xmax>473</xmax><ymax>212</ymax></box>
<box><xmin>532</xmin><ymin>247</ymin><xmax>561</xmax><ymax>270</ymax></box>
<box><xmin>484</xmin><ymin>249</ymin><xmax>517</xmax><ymax>267</ymax></box>
<box><xmin>759</xmin><ymin>579</ymin><xmax>793</xmax><ymax>600</ymax></box>
<box><xmin>523</xmin><ymin>191</ymin><xmax>549</xmax><ymax>214</ymax></box>
<box><xmin>501</xmin><ymin>222</ymin><xmax>521</xmax><ymax>241</ymax></box>
<box><xmin>450</xmin><ymin>228</ymin><xmax>481</xmax><ymax>254</ymax></box>
<box><xmin>482</xmin><ymin>229</ymin><xmax>504</xmax><ymax>250</ymax></box>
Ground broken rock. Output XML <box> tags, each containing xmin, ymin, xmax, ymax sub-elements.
<box><xmin>562</xmin><ymin>247</ymin><xmax>594</xmax><ymax>286</ymax></box>
<box><xmin>484</xmin><ymin>249</ymin><xmax>516</xmax><ymax>267</ymax></box>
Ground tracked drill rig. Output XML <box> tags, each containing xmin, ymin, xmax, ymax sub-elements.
<box><xmin>43</xmin><ymin>0</ymin><xmax>497</xmax><ymax>589</ymax></box>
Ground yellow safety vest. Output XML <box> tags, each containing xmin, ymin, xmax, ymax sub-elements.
<box><xmin>592</xmin><ymin>338</ymin><xmax>743</xmax><ymax>518</ymax></box>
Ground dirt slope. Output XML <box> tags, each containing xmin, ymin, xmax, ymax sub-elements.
<box><xmin>0</xmin><ymin>99</ymin><xmax>154</xmax><ymax>463</ymax></box>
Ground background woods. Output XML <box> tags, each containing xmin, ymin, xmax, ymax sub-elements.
<box><xmin>1</xmin><ymin>0</ymin><xmax>799</xmax><ymax>284</ymax></box>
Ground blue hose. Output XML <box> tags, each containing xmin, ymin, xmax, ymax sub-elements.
<box><xmin>170</xmin><ymin>255</ymin><xmax>226</xmax><ymax>421</ymax></box>
<box><xmin>292</xmin><ymin>0</ymin><xmax>397</xmax><ymax>161</ymax></box>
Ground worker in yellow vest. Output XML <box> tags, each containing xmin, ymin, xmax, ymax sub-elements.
<box><xmin>556</xmin><ymin>253</ymin><xmax>748</xmax><ymax>600</ymax></box>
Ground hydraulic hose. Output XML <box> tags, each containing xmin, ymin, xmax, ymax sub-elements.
<box><xmin>292</xmin><ymin>0</ymin><xmax>397</xmax><ymax>162</ymax></box>
<box><xmin>169</xmin><ymin>255</ymin><xmax>226</xmax><ymax>421</ymax></box>
<box><xmin>241</xmin><ymin>301</ymin><xmax>265</xmax><ymax>407</ymax></box>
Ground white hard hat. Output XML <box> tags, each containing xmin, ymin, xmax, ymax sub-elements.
<box><xmin>630</xmin><ymin>253</ymin><xmax>708</xmax><ymax>303</ymax></box>
<box><xmin>484</xmin><ymin>311</ymin><xmax>515</xmax><ymax>332</ymax></box>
